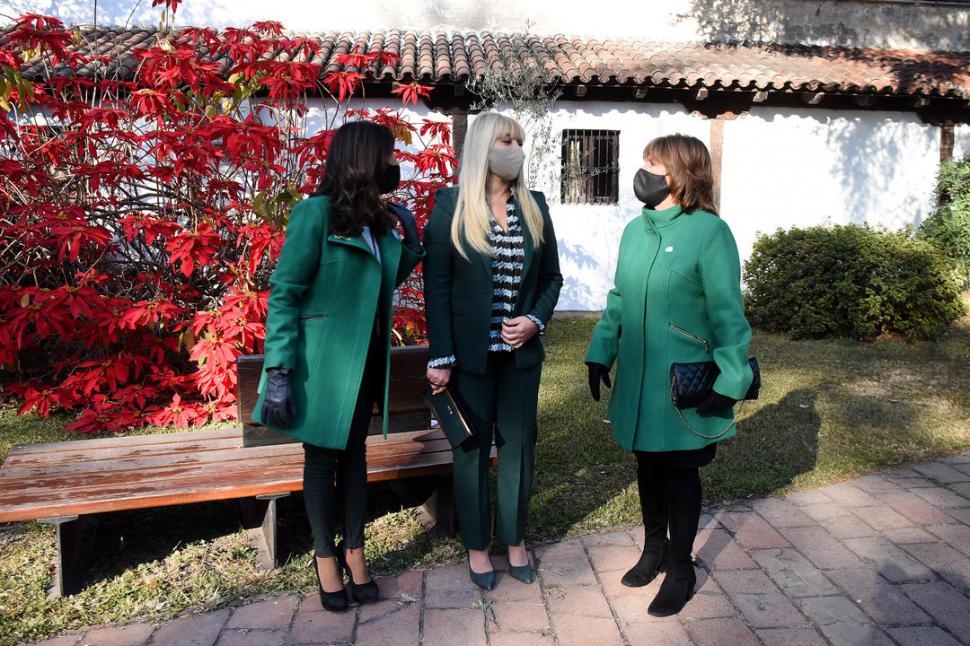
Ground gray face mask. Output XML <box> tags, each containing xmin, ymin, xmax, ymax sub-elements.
<box><xmin>487</xmin><ymin>145</ymin><xmax>525</xmax><ymax>181</ymax></box>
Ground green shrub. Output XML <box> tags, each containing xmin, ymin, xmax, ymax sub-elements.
<box><xmin>744</xmin><ymin>224</ymin><xmax>965</xmax><ymax>341</ymax></box>
<box><xmin>920</xmin><ymin>158</ymin><xmax>970</xmax><ymax>287</ymax></box>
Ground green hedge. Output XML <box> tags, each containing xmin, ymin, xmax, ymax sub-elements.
<box><xmin>920</xmin><ymin>158</ymin><xmax>970</xmax><ymax>287</ymax></box>
<box><xmin>744</xmin><ymin>224</ymin><xmax>965</xmax><ymax>341</ymax></box>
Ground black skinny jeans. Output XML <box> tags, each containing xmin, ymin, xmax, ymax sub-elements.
<box><xmin>302</xmin><ymin>336</ymin><xmax>381</xmax><ymax>558</ymax></box>
<box><xmin>634</xmin><ymin>451</ymin><xmax>707</xmax><ymax>568</ymax></box>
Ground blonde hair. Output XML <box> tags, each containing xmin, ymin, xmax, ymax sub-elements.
<box><xmin>450</xmin><ymin>112</ymin><xmax>545</xmax><ymax>259</ymax></box>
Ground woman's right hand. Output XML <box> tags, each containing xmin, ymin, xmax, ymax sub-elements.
<box><xmin>262</xmin><ymin>367</ymin><xmax>295</xmax><ymax>428</ymax></box>
<box><xmin>427</xmin><ymin>367</ymin><xmax>452</xmax><ymax>394</ymax></box>
<box><xmin>586</xmin><ymin>362</ymin><xmax>612</xmax><ymax>402</ymax></box>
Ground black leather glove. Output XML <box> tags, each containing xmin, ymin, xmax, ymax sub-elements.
<box><xmin>261</xmin><ymin>367</ymin><xmax>294</xmax><ymax>428</ymax></box>
<box><xmin>696</xmin><ymin>391</ymin><xmax>737</xmax><ymax>416</ymax></box>
<box><xmin>586</xmin><ymin>362</ymin><xmax>612</xmax><ymax>402</ymax></box>
<box><xmin>388</xmin><ymin>202</ymin><xmax>421</xmax><ymax>253</ymax></box>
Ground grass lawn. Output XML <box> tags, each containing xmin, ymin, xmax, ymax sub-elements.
<box><xmin>1</xmin><ymin>307</ymin><xmax>969</xmax><ymax>644</ymax></box>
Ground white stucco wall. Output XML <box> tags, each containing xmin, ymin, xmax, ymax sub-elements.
<box><xmin>3</xmin><ymin>0</ymin><xmax>969</xmax><ymax>51</ymax></box>
<box><xmin>720</xmin><ymin>108</ymin><xmax>940</xmax><ymax>269</ymax></box>
<box><xmin>955</xmin><ymin>124</ymin><xmax>970</xmax><ymax>161</ymax></box>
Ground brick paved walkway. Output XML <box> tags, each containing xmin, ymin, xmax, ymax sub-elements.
<box><xmin>35</xmin><ymin>452</ymin><xmax>970</xmax><ymax>646</ymax></box>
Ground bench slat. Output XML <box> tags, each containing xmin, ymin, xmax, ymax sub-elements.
<box><xmin>0</xmin><ymin>451</ymin><xmax>460</xmax><ymax>521</ymax></box>
<box><xmin>0</xmin><ymin>429</ymin><xmax>480</xmax><ymax>523</ymax></box>
<box><xmin>1</xmin><ymin>433</ymin><xmax>452</xmax><ymax>475</ymax></box>
<box><xmin>0</xmin><ymin>440</ymin><xmax>455</xmax><ymax>490</ymax></box>
<box><xmin>7</xmin><ymin>428</ymin><xmax>240</xmax><ymax>456</ymax></box>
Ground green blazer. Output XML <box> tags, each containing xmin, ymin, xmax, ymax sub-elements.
<box><xmin>252</xmin><ymin>195</ymin><xmax>425</xmax><ymax>449</ymax></box>
<box><xmin>586</xmin><ymin>204</ymin><xmax>753</xmax><ymax>453</ymax></box>
<box><xmin>423</xmin><ymin>186</ymin><xmax>563</xmax><ymax>375</ymax></box>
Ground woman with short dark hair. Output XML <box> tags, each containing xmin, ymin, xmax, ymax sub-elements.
<box><xmin>253</xmin><ymin>120</ymin><xmax>424</xmax><ymax>612</ymax></box>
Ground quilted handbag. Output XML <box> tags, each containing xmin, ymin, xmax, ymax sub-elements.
<box><xmin>670</xmin><ymin>357</ymin><xmax>761</xmax><ymax>409</ymax></box>
<box><xmin>669</xmin><ymin>357</ymin><xmax>761</xmax><ymax>439</ymax></box>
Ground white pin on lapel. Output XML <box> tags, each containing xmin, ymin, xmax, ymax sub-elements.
<box><xmin>665</xmin><ymin>246</ymin><xmax>674</xmax><ymax>253</ymax></box>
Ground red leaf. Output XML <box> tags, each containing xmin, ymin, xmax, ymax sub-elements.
<box><xmin>391</xmin><ymin>83</ymin><xmax>433</xmax><ymax>106</ymax></box>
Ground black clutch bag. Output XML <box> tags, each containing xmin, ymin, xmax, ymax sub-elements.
<box><xmin>423</xmin><ymin>388</ymin><xmax>475</xmax><ymax>450</ymax></box>
<box><xmin>670</xmin><ymin>357</ymin><xmax>761</xmax><ymax>409</ymax></box>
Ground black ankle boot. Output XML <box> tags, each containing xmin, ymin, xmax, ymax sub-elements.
<box><xmin>621</xmin><ymin>539</ymin><xmax>668</xmax><ymax>587</ymax></box>
<box><xmin>313</xmin><ymin>557</ymin><xmax>349</xmax><ymax>613</ymax></box>
<box><xmin>648</xmin><ymin>562</ymin><xmax>697</xmax><ymax>617</ymax></box>
<box><xmin>337</xmin><ymin>541</ymin><xmax>380</xmax><ymax>604</ymax></box>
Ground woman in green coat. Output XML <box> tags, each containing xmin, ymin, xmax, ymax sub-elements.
<box><xmin>253</xmin><ymin>121</ymin><xmax>424</xmax><ymax>612</ymax></box>
<box><xmin>586</xmin><ymin>134</ymin><xmax>753</xmax><ymax>617</ymax></box>
<box><xmin>424</xmin><ymin>112</ymin><xmax>562</xmax><ymax>590</ymax></box>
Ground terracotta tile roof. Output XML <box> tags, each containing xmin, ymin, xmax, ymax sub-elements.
<box><xmin>3</xmin><ymin>24</ymin><xmax>970</xmax><ymax>99</ymax></box>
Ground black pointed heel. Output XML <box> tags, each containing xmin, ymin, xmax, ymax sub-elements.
<box><xmin>506</xmin><ymin>563</ymin><xmax>536</xmax><ymax>584</ymax></box>
<box><xmin>621</xmin><ymin>539</ymin><xmax>669</xmax><ymax>588</ymax></box>
<box><xmin>337</xmin><ymin>541</ymin><xmax>380</xmax><ymax>604</ymax></box>
<box><xmin>467</xmin><ymin>554</ymin><xmax>496</xmax><ymax>591</ymax></box>
<box><xmin>312</xmin><ymin>556</ymin><xmax>349</xmax><ymax>613</ymax></box>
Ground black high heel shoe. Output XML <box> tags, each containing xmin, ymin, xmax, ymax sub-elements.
<box><xmin>621</xmin><ymin>539</ymin><xmax>668</xmax><ymax>588</ymax></box>
<box><xmin>312</xmin><ymin>556</ymin><xmax>348</xmax><ymax>613</ymax></box>
<box><xmin>467</xmin><ymin>552</ymin><xmax>496</xmax><ymax>591</ymax></box>
<box><xmin>506</xmin><ymin>545</ymin><xmax>536</xmax><ymax>584</ymax></box>
<box><xmin>337</xmin><ymin>541</ymin><xmax>380</xmax><ymax>604</ymax></box>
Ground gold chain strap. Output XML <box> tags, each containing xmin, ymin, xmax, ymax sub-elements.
<box><xmin>670</xmin><ymin>380</ymin><xmax>746</xmax><ymax>439</ymax></box>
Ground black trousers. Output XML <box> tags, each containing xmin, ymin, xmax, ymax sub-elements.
<box><xmin>302</xmin><ymin>335</ymin><xmax>382</xmax><ymax>558</ymax></box>
<box><xmin>634</xmin><ymin>445</ymin><xmax>715</xmax><ymax>567</ymax></box>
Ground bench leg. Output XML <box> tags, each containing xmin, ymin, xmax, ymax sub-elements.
<box><xmin>419</xmin><ymin>475</ymin><xmax>457</xmax><ymax>539</ymax></box>
<box><xmin>239</xmin><ymin>494</ymin><xmax>289</xmax><ymax>571</ymax></box>
<box><xmin>40</xmin><ymin>515</ymin><xmax>99</xmax><ymax>598</ymax></box>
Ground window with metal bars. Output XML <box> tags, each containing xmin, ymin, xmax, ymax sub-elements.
<box><xmin>561</xmin><ymin>129</ymin><xmax>620</xmax><ymax>205</ymax></box>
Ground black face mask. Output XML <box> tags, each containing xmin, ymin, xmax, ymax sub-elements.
<box><xmin>633</xmin><ymin>168</ymin><xmax>670</xmax><ymax>209</ymax></box>
<box><xmin>378</xmin><ymin>163</ymin><xmax>401</xmax><ymax>194</ymax></box>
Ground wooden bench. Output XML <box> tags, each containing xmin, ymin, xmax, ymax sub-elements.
<box><xmin>0</xmin><ymin>345</ymin><xmax>492</xmax><ymax>597</ymax></box>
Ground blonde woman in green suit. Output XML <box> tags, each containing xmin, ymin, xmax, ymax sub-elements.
<box><xmin>586</xmin><ymin>134</ymin><xmax>753</xmax><ymax>617</ymax></box>
<box><xmin>423</xmin><ymin>113</ymin><xmax>562</xmax><ymax>590</ymax></box>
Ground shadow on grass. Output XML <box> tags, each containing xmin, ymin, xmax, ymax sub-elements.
<box><xmin>707</xmin><ymin>388</ymin><xmax>823</xmax><ymax>501</ymax></box>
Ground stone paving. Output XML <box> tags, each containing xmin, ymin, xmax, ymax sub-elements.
<box><xmin>34</xmin><ymin>452</ymin><xmax>970</xmax><ymax>646</ymax></box>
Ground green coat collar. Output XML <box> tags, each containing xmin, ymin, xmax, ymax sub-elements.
<box><xmin>327</xmin><ymin>232</ymin><xmax>374</xmax><ymax>255</ymax></box>
<box><xmin>642</xmin><ymin>204</ymin><xmax>685</xmax><ymax>230</ymax></box>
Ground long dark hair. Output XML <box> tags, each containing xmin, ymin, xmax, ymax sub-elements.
<box><xmin>313</xmin><ymin>120</ymin><xmax>395</xmax><ymax>236</ymax></box>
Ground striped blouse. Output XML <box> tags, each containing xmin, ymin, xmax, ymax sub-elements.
<box><xmin>427</xmin><ymin>194</ymin><xmax>544</xmax><ymax>369</ymax></box>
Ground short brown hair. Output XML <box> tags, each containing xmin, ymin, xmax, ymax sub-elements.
<box><xmin>643</xmin><ymin>134</ymin><xmax>717</xmax><ymax>215</ymax></box>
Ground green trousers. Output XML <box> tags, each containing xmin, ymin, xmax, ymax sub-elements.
<box><xmin>450</xmin><ymin>351</ymin><xmax>541</xmax><ymax>550</ymax></box>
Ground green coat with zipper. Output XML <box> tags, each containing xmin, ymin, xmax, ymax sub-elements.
<box><xmin>423</xmin><ymin>186</ymin><xmax>563</xmax><ymax>374</ymax></box>
<box><xmin>252</xmin><ymin>195</ymin><xmax>425</xmax><ymax>449</ymax></box>
<box><xmin>586</xmin><ymin>204</ymin><xmax>753</xmax><ymax>453</ymax></box>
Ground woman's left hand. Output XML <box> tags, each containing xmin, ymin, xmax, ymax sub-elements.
<box><xmin>697</xmin><ymin>391</ymin><xmax>737</xmax><ymax>416</ymax></box>
<box><xmin>501</xmin><ymin>316</ymin><xmax>538</xmax><ymax>349</ymax></box>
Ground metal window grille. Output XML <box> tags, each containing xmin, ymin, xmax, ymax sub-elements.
<box><xmin>561</xmin><ymin>129</ymin><xmax>620</xmax><ymax>205</ymax></box>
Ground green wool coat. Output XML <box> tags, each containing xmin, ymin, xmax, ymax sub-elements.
<box><xmin>423</xmin><ymin>186</ymin><xmax>563</xmax><ymax>375</ymax></box>
<box><xmin>252</xmin><ymin>195</ymin><xmax>425</xmax><ymax>449</ymax></box>
<box><xmin>586</xmin><ymin>204</ymin><xmax>754</xmax><ymax>453</ymax></box>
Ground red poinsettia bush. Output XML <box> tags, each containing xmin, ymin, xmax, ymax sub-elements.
<box><xmin>0</xmin><ymin>14</ymin><xmax>451</xmax><ymax>433</ymax></box>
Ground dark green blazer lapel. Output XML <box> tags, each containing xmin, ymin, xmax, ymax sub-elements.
<box><xmin>474</xmin><ymin>226</ymin><xmax>492</xmax><ymax>283</ymax></box>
